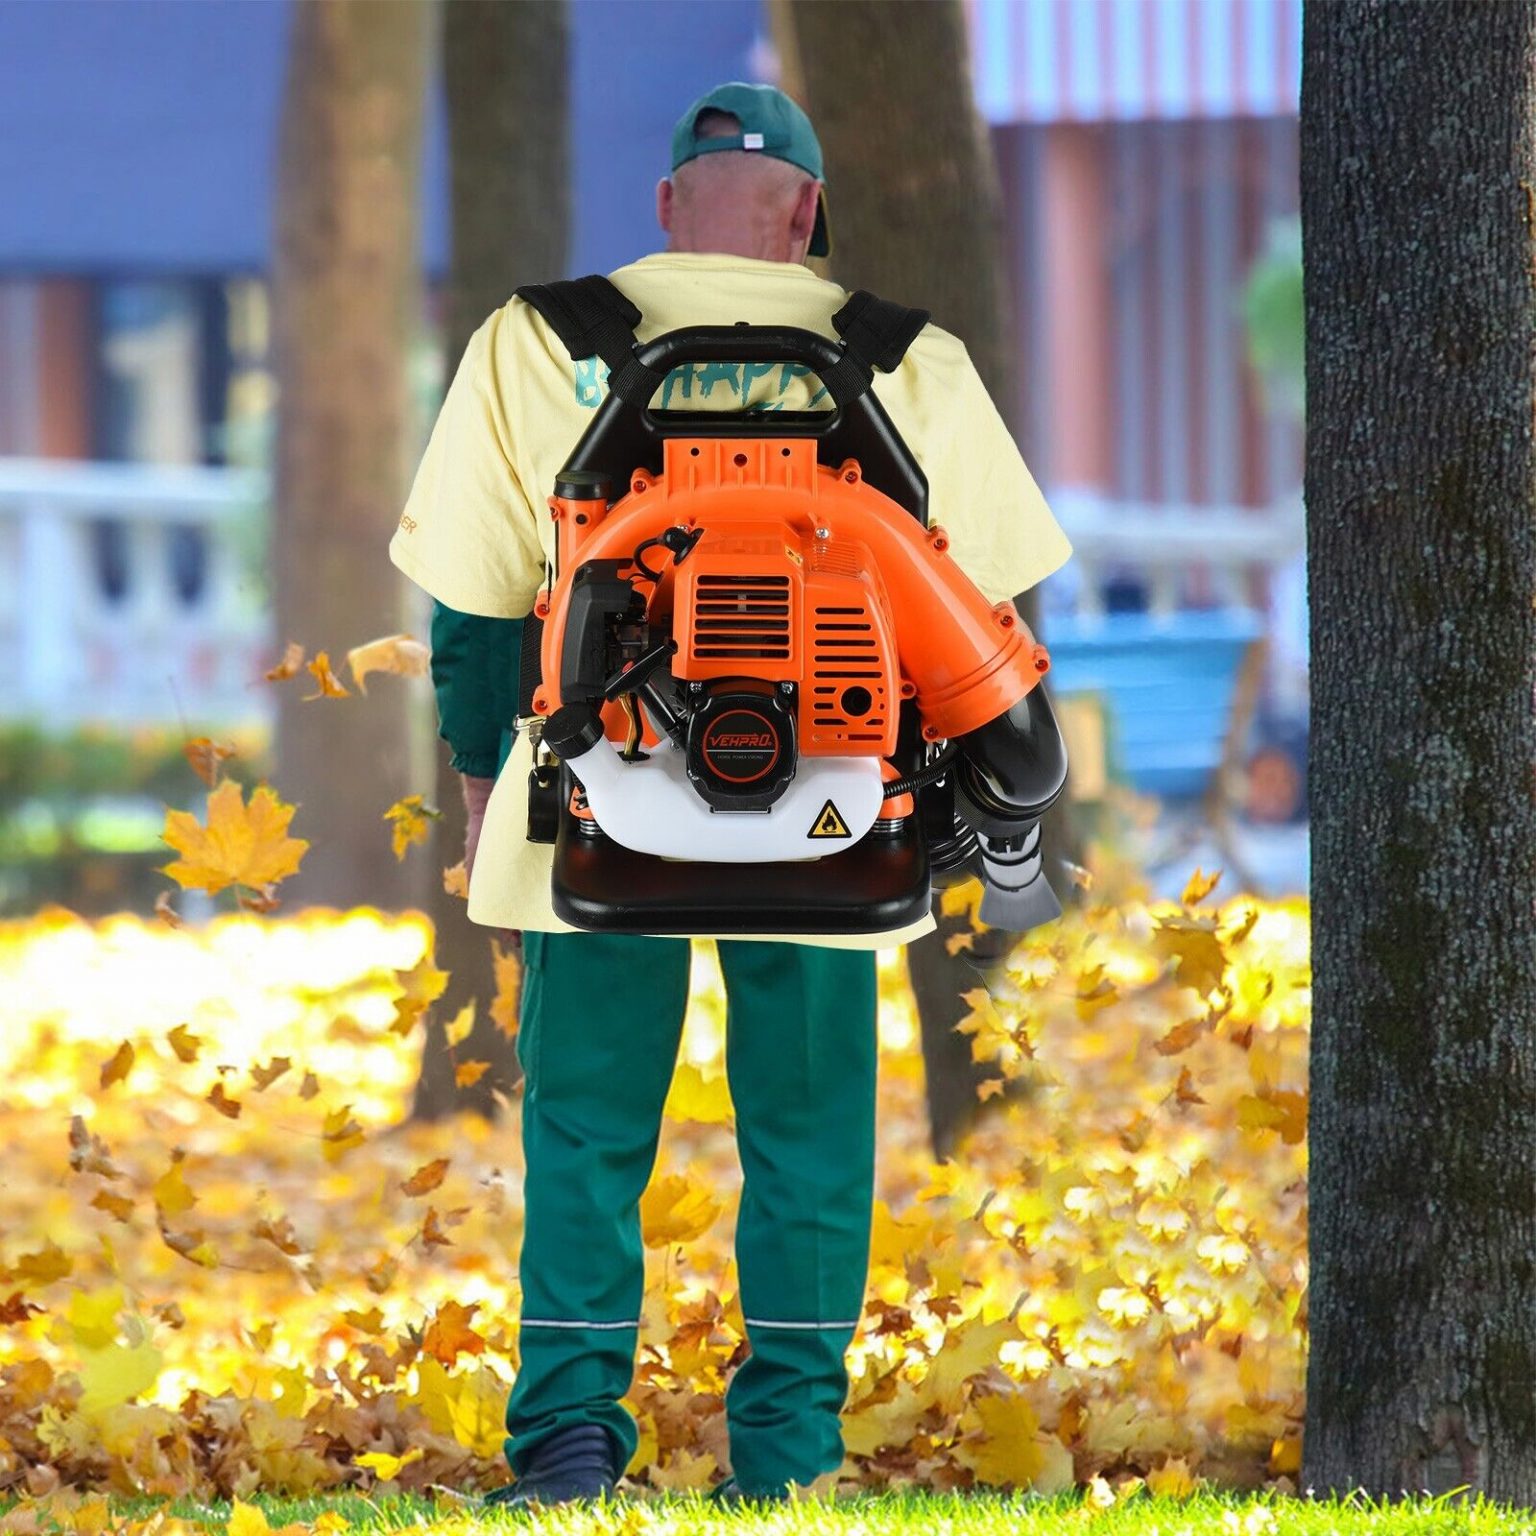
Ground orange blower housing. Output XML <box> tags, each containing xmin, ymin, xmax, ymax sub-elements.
<box><xmin>536</xmin><ymin>437</ymin><xmax>1051</xmax><ymax>752</ymax></box>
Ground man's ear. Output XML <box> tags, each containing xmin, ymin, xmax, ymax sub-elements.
<box><xmin>657</xmin><ymin>177</ymin><xmax>674</xmax><ymax>234</ymax></box>
<box><xmin>790</xmin><ymin>178</ymin><xmax>820</xmax><ymax>250</ymax></box>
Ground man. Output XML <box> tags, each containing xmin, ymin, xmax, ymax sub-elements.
<box><xmin>390</xmin><ymin>82</ymin><xmax>1071</xmax><ymax>1506</ymax></box>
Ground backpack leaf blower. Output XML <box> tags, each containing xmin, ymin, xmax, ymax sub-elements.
<box><xmin>512</xmin><ymin>277</ymin><xmax>1068</xmax><ymax>937</ymax></box>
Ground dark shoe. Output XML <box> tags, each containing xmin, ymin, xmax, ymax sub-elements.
<box><xmin>484</xmin><ymin>1423</ymin><xmax>619</xmax><ymax>1507</ymax></box>
<box><xmin>707</xmin><ymin>1473</ymin><xmax>791</xmax><ymax>1505</ymax></box>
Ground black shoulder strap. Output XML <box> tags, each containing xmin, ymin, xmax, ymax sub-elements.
<box><xmin>831</xmin><ymin>290</ymin><xmax>931</xmax><ymax>378</ymax></box>
<box><xmin>514</xmin><ymin>274</ymin><xmax>664</xmax><ymax>406</ymax></box>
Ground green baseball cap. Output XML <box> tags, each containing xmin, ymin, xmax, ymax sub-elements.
<box><xmin>671</xmin><ymin>81</ymin><xmax>831</xmax><ymax>258</ymax></box>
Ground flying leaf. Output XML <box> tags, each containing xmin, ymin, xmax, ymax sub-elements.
<box><xmin>640</xmin><ymin>1170</ymin><xmax>723</xmax><ymax>1248</ymax></box>
<box><xmin>454</xmin><ymin>1059</ymin><xmax>490</xmax><ymax>1089</ymax></box>
<box><xmin>250</xmin><ymin>1056</ymin><xmax>292</xmax><ymax>1091</ymax></box>
<box><xmin>207</xmin><ymin>1082</ymin><xmax>242</xmax><ymax>1119</ymax></box>
<box><xmin>1181</xmin><ymin>866</ymin><xmax>1222</xmax><ymax>906</ymax></box>
<box><xmin>443</xmin><ymin>861</ymin><xmax>469</xmax><ymax>899</ymax></box>
<box><xmin>303</xmin><ymin>651</ymin><xmax>351</xmax><ymax>700</ymax></box>
<box><xmin>77</xmin><ymin>1340</ymin><xmax>163</xmax><ymax>1415</ymax></box>
<box><xmin>346</xmin><ymin>633</ymin><xmax>430</xmax><ymax>694</ymax></box>
<box><xmin>153</xmin><ymin>1158</ymin><xmax>197</xmax><ymax>1218</ymax></box>
<box><xmin>1153</xmin><ymin>913</ymin><xmax>1228</xmax><ymax>997</ymax></box>
<box><xmin>422</xmin><ymin>1300</ymin><xmax>486</xmax><ymax>1365</ymax></box>
<box><xmin>264</xmin><ymin>642</ymin><xmax>306</xmax><ymax>682</ymax></box>
<box><xmin>444</xmin><ymin>1002</ymin><xmax>476</xmax><ymax>1048</ymax></box>
<box><xmin>389</xmin><ymin>956</ymin><xmax>448</xmax><ymax>1035</ymax></box>
<box><xmin>321</xmin><ymin>1106</ymin><xmax>365</xmax><ymax>1163</ymax></box>
<box><xmin>663</xmin><ymin>1061</ymin><xmax>734</xmax><ymax>1125</ymax></box>
<box><xmin>99</xmin><ymin>1041</ymin><xmax>135</xmax><ymax>1090</ymax></box>
<box><xmin>400</xmin><ymin>1159</ymin><xmax>449</xmax><ymax>1198</ymax></box>
<box><xmin>90</xmin><ymin>1190</ymin><xmax>135</xmax><ymax>1223</ymax></box>
<box><xmin>167</xmin><ymin>1025</ymin><xmax>202</xmax><ymax>1063</ymax></box>
<box><xmin>383</xmin><ymin>795</ymin><xmax>439</xmax><ymax>861</ymax></box>
<box><xmin>154</xmin><ymin>890</ymin><xmax>182</xmax><ymax>928</ymax></box>
<box><xmin>182</xmin><ymin>737</ymin><xmax>236</xmax><ymax>787</ymax></box>
<box><xmin>160</xmin><ymin>779</ymin><xmax>308</xmax><ymax>897</ymax></box>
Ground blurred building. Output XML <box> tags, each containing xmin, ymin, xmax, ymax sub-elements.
<box><xmin>0</xmin><ymin>0</ymin><xmax>1305</xmax><ymax>811</ymax></box>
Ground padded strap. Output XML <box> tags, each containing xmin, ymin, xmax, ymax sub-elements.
<box><xmin>831</xmin><ymin>290</ymin><xmax>931</xmax><ymax>377</ymax></box>
<box><xmin>514</xmin><ymin>274</ymin><xmax>664</xmax><ymax>406</ymax></box>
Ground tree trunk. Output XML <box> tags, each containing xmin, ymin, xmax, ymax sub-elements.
<box><xmin>272</xmin><ymin>0</ymin><xmax>431</xmax><ymax>909</ymax></box>
<box><xmin>770</xmin><ymin>0</ymin><xmax>1085</xmax><ymax>1158</ymax></box>
<box><xmin>412</xmin><ymin>0</ymin><xmax>570</xmax><ymax>1121</ymax></box>
<box><xmin>1301</xmin><ymin>0</ymin><xmax>1536</xmax><ymax>1500</ymax></box>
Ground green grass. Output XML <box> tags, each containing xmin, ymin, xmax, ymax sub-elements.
<box><xmin>77</xmin><ymin>1488</ymin><xmax>1536</xmax><ymax>1535</ymax></box>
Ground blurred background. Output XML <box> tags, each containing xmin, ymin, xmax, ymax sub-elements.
<box><xmin>0</xmin><ymin>0</ymin><xmax>1308</xmax><ymax>919</ymax></box>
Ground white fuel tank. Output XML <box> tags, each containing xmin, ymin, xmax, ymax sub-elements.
<box><xmin>560</xmin><ymin>736</ymin><xmax>885</xmax><ymax>863</ymax></box>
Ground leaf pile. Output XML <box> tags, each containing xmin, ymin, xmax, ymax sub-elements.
<box><xmin>0</xmin><ymin>860</ymin><xmax>1309</xmax><ymax>1500</ymax></box>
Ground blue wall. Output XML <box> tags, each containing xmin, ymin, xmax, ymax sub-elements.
<box><xmin>0</xmin><ymin>0</ymin><xmax>764</xmax><ymax>277</ymax></box>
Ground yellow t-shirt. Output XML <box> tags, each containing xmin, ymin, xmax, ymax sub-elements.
<box><xmin>389</xmin><ymin>250</ymin><xmax>1072</xmax><ymax>949</ymax></box>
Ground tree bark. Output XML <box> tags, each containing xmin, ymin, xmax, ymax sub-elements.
<box><xmin>1301</xmin><ymin>0</ymin><xmax>1536</xmax><ymax>1500</ymax></box>
<box><xmin>770</xmin><ymin>0</ymin><xmax>1085</xmax><ymax>1158</ymax></box>
<box><xmin>412</xmin><ymin>0</ymin><xmax>570</xmax><ymax>1121</ymax></box>
<box><xmin>272</xmin><ymin>0</ymin><xmax>432</xmax><ymax>909</ymax></box>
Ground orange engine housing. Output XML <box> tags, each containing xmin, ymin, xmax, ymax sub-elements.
<box><xmin>535</xmin><ymin>436</ymin><xmax>1050</xmax><ymax>752</ymax></box>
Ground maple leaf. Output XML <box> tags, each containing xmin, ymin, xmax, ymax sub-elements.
<box><xmin>238</xmin><ymin>884</ymin><xmax>282</xmax><ymax>914</ymax></box>
<box><xmin>400</xmin><ymin>1158</ymin><xmax>450</xmax><ymax>1198</ymax></box>
<box><xmin>1155</xmin><ymin>1015</ymin><xmax>1209</xmax><ymax>1056</ymax></box>
<box><xmin>664</xmin><ymin>1061</ymin><xmax>734</xmax><ymax>1125</ymax></box>
<box><xmin>389</xmin><ymin>956</ymin><xmax>448</xmax><ymax>1035</ymax></box>
<box><xmin>152</xmin><ymin>1157</ymin><xmax>197</xmax><ymax>1217</ymax></box>
<box><xmin>11</xmin><ymin>1241</ymin><xmax>71</xmax><ymax>1286</ymax></box>
<box><xmin>442</xmin><ymin>860</ymin><xmax>469</xmax><ymax>899</ymax></box>
<box><xmin>641</xmin><ymin>1170</ymin><xmax>723</xmax><ymax>1247</ymax></box>
<box><xmin>958</xmin><ymin>1393</ymin><xmax>1074</xmax><ymax>1492</ymax></box>
<box><xmin>0</xmin><ymin>1293</ymin><xmax>42</xmax><ymax>1325</ymax></box>
<box><xmin>250</xmin><ymin>1056</ymin><xmax>291</xmax><ymax>1091</ymax></box>
<box><xmin>490</xmin><ymin>946</ymin><xmax>521</xmax><ymax>1037</ymax></box>
<box><xmin>68</xmin><ymin>1117</ymin><xmax>123</xmax><ymax>1179</ymax></box>
<box><xmin>1147</xmin><ymin>1455</ymin><xmax>1198</xmax><ymax>1497</ymax></box>
<box><xmin>99</xmin><ymin>1041</ymin><xmax>134</xmax><ymax>1090</ymax></box>
<box><xmin>321</xmin><ymin>1106</ymin><xmax>365</xmax><ymax>1162</ymax></box>
<box><xmin>299</xmin><ymin>1070</ymin><xmax>320</xmax><ymax>1099</ymax></box>
<box><xmin>383</xmin><ymin>795</ymin><xmax>439</xmax><ymax>861</ymax></box>
<box><xmin>166</xmin><ymin>1025</ymin><xmax>202</xmax><ymax>1063</ymax></box>
<box><xmin>264</xmin><ymin>641</ymin><xmax>306</xmax><ymax>681</ymax></box>
<box><xmin>422</xmin><ymin>1300</ymin><xmax>487</xmax><ymax>1365</ymax></box>
<box><xmin>419</xmin><ymin>1208</ymin><xmax>453</xmax><ymax>1249</ymax></box>
<box><xmin>977</xmin><ymin>1077</ymin><xmax>1005</xmax><ymax>1101</ymax></box>
<box><xmin>159</xmin><ymin>1223</ymin><xmax>218</xmax><ymax>1268</ymax></box>
<box><xmin>354</xmin><ymin>1446</ymin><xmax>424</xmax><ymax>1482</ymax></box>
<box><xmin>207</xmin><ymin>1083</ymin><xmax>242</xmax><ymax>1119</ymax></box>
<box><xmin>182</xmin><ymin>736</ymin><xmax>236</xmax><ymax>787</ymax></box>
<box><xmin>90</xmin><ymin>1190</ymin><xmax>135</xmax><ymax>1223</ymax></box>
<box><xmin>444</xmin><ymin>1002</ymin><xmax>476</xmax><ymax>1048</ymax></box>
<box><xmin>1181</xmin><ymin>866</ymin><xmax>1222</xmax><ymax>906</ymax></box>
<box><xmin>454</xmin><ymin>1059</ymin><xmax>490</xmax><ymax>1089</ymax></box>
<box><xmin>346</xmin><ymin>632</ymin><xmax>430</xmax><ymax>694</ymax></box>
<box><xmin>154</xmin><ymin>890</ymin><xmax>182</xmax><ymax>928</ymax></box>
<box><xmin>1153</xmin><ymin>912</ymin><xmax>1228</xmax><ymax>997</ymax></box>
<box><xmin>160</xmin><ymin>779</ymin><xmax>308</xmax><ymax>897</ymax></box>
<box><xmin>302</xmin><ymin>650</ymin><xmax>351</xmax><ymax>699</ymax></box>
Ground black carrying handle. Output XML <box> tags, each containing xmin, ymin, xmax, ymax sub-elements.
<box><xmin>561</xmin><ymin>322</ymin><xmax>929</xmax><ymax>520</ymax></box>
<box><xmin>632</xmin><ymin>324</ymin><xmax>869</xmax><ymax>411</ymax></box>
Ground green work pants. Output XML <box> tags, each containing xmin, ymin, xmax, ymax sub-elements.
<box><xmin>503</xmin><ymin>929</ymin><xmax>879</xmax><ymax>1495</ymax></box>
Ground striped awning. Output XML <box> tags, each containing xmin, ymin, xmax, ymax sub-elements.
<box><xmin>968</xmin><ymin>0</ymin><xmax>1301</xmax><ymax>124</ymax></box>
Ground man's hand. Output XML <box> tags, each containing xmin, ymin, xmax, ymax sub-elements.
<box><xmin>461</xmin><ymin>773</ymin><xmax>521</xmax><ymax>956</ymax></box>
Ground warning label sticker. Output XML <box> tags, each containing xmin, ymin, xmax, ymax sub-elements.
<box><xmin>808</xmin><ymin>799</ymin><xmax>852</xmax><ymax>839</ymax></box>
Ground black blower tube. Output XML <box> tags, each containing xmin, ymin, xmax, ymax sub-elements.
<box><xmin>953</xmin><ymin>685</ymin><xmax>1069</xmax><ymax>932</ymax></box>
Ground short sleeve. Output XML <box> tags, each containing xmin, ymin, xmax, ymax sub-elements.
<box><xmin>389</xmin><ymin>308</ymin><xmax>549</xmax><ymax>619</ymax></box>
<box><xmin>916</xmin><ymin>341</ymin><xmax>1073</xmax><ymax>606</ymax></box>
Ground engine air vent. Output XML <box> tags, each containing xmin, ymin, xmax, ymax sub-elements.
<box><xmin>691</xmin><ymin>573</ymin><xmax>792</xmax><ymax>661</ymax></box>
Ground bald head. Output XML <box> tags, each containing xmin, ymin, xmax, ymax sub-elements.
<box><xmin>658</xmin><ymin>110</ymin><xmax>823</xmax><ymax>264</ymax></box>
